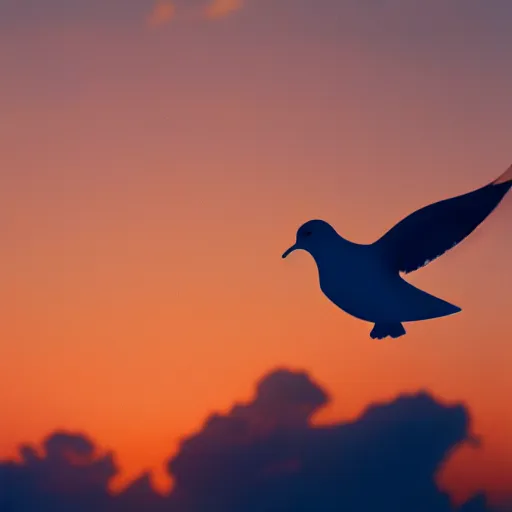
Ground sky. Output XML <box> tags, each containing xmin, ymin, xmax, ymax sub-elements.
<box><xmin>1</xmin><ymin>0</ymin><xmax>512</xmax><ymax>508</ymax></box>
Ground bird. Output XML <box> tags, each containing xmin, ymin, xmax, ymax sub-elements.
<box><xmin>282</xmin><ymin>164</ymin><xmax>512</xmax><ymax>339</ymax></box>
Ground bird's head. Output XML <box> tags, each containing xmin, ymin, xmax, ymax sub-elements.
<box><xmin>282</xmin><ymin>219</ymin><xmax>339</xmax><ymax>259</ymax></box>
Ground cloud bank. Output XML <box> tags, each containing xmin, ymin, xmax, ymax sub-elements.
<box><xmin>204</xmin><ymin>0</ymin><xmax>244</xmax><ymax>19</ymax></box>
<box><xmin>147</xmin><ymin>0</ymin><xmax>243</xmax><ymax>26</ymax></box>
<box><xmin>1</xmin><ymin>368</ymin><xmax>508</xmax><ymax>511</ymax></box>
<box><xmin>147</xmin><ymin>1</ymin><xmax>176</xmax><ymax>27</ymax></box>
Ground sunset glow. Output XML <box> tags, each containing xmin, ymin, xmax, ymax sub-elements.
<box><xmin>1</xmin><ymin>1</ymin><xmax>511</xmax><ymax>509</ymax></box>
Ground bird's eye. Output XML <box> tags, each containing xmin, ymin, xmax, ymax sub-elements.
<box><xmin>303</xmin><ymin>230</ymin><xmax>312</xmax><ymax>237</ymax></box>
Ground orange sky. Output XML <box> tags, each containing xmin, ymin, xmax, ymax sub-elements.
<box><xmin>1</xmin><ymin>0</ymin><xmax>511</xmax><ymax>506</ymax></box>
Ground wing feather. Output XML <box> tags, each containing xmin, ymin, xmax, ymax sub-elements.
<box><xmin>374</xmin><ymin>166</ymin><xmax>512</xmax><ymax>274</ymax></box>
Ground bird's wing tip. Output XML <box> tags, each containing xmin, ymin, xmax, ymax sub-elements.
<box><xmin>493</xmin><ymin>164</ymin><xmax>512</xmax><ymax>185</ymax></box>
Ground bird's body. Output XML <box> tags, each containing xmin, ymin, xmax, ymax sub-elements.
<box><xmin>315</xmin><ymin>239</ymin><xmax>460</xmax><ymax>325</ymax></box>
<box><xmin>282</xmin><ymin>165</ymin><xmax>512</xmax><ymax>339</ymax></box>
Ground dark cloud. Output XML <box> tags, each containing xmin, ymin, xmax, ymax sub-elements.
<box><xmin>167</xmin><ymin>370</ymin><xmax>485</xmax><ymax>512</ymax></box>
<box><xmin>0</xmin><ymin>431</ymin><xmax>116</xmax><ymax>512</ymax></box>
<box><xmin>0</xmin><ymin>369</ymin><xmax>508</xmax><ymax>512</ymax></box>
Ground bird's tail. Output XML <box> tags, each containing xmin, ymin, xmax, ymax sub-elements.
<box><xmin>370</xmin><ymin>322</ymin><xmax>406</xmax><ymax>340</ymax></box>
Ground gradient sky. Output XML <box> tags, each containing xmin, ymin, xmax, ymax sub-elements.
<box><xmin>1</xmin><ymin>0</ymin><xmax>512</xmax><ymax>506</ymax></box>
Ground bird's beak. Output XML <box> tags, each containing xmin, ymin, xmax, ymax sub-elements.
<box><xmin>282</xmin><ymin>244</ymin><xmax>298</xmax><ymax>259</ymax></box>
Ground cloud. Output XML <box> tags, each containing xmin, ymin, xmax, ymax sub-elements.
<box><xmin>204</xmin><ymin>0</ymin><xmax>244</xmax><ymax>20</ymax></box>
<box><xmin>167</xmin><ymin>369</ymin><xmax>486</xmax><ymax>512</ymax></box>
<box><xmin>147</xmin><ymin>1</ymin><xmax>176</xmax><ymax>27</ymax></box>
<box><xmin>0</xmin><ymin>368</ymin><xmax>508</xmax><ymax>512</ymax></box>
<box><xmin>0</xmin><ymin>431</ymin><xmax>116</xmax><ymax>512</ymax></box>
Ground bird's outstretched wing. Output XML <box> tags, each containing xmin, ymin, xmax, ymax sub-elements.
<box><xmin>374</xmin><ymin>165</ymin><xmax>512</xmax><ymax>274</ymax></box>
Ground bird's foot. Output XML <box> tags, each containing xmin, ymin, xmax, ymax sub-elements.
<box><xmin>370</xmin><ymin>323</ymin><xmax>406</xmax><ymax>340</ymax></box>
